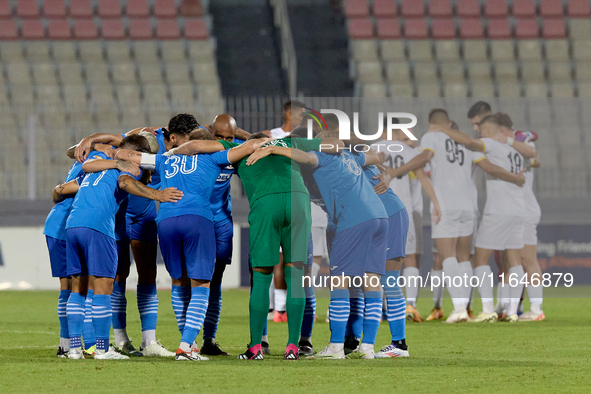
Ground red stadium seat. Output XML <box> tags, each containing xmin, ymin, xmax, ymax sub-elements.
<box><xmin>432</xmin><ymin>18</ymin><xmax>455</xmax><ymax>39</ymax></box>
<box><xmin>487</xmin><ymin>19</ymin><xmax>511</xmax><ymax>39</ymax></box>
<box><xmin>179</xmin><ymin>0</ymin><xmax>203</xmax><ymax>17</ymax></box>
<box><xmin>515</xmin><ymin>18</ymin><xmax>539</xmax><ymax>39</ymax></box>
<box><xmin>101</xmin><ymin>19</ymin><xmax>125</xmax><ymax>39</ymax></box>
<box><xmin>43</xmin><ymin>0</ymin><xmax>67</xmax><ymax>18</ymax></box>
<box><xmin>542</xmin><ymin>19</ymin><xmax>566</xmax><ymax>39</ymax></box>
<box><xmin>184</xmin><ymin>19</ymin><xmax>209</xmax><ymax>40</ymax></box>
<box><xmin>22</xmin><ymin>20</ymin><xmax>45</xmax><ymax>39</ymax></box>
<box><xmin>70</xmin><ymin>0</ymin><xmax>93</xmax><ymax>18</ymax></box>
<box><xmin>0</xmin><ymin>20</ymin><xmax>18</xmax><ymax>40</ymax></box>
<box><xmin>401</xmin><ymin>0</ymin><xmax>424</xmax><ymax>18</ymax></box>
<box><xmin>428</xmin><ymin>0</ymin><xmax>452</xmax><ymax>17</ymax></box>
<box><xmin>377</xmin><ymin>18</ymin><xmax>400</xmax><ymax>39</ymax></box>
<box><xmin>344</xmin><ymin>0</ymin><xmax>369</xmax><ymax>18</ymax></box>
<box><xmin>460</xmin><ymin>18</ymin><xmax>484</xmax><ymax>39</ymax></box>
<box><xmin>373</xmin><ymin>0</ymin><xmax>396</xmax><ymax>18</ymax></box>
<box><xmin>539</xmin><ymin>0</ymin><xmax>563</xmax><ymax>18</ymax></box>
<box><xmin>512</xmin><ymin>0</ymin><xmax>535</xmax><ymax>18</ymax></box>
<box><xmin>126</xmin><ymin>0</ymin><xmax>150</xmax><ymax>17</ymax></box>
<box><xmin>567</xmin><ymin>0</ymin><xmax>591</xmax><ymax>18</ymax></box>
<box><xmin>404</xmin><ymin>19</ymin><xmax>428</xmax><ymax>39</ymax></box>
<box><xmin>98</xmin><ymin>0</ymin><xmax>122</xmax><ymax>18</ymax></box>
<box><xmin>157</xmin><ymin>20</ymin><xmax>181</xmax><ymax>39</ymax></box>
<box><xmin>48</xmin><ymin>20</ymin><xmax>72</xmax><ymax>40</ymax></box>
<box><xmin>74</xmin><ymin>19</ymin><xmax>99</xmax><ymax>39</ymax></box>
<box><xmin>348</xmin><ymin>18</ymin><xmax>373</xmax><ymax>39</ymax></box>
<box><xmin>154</xmin><ymin>0</ymin><xmax>177</xmax><ymax>18</ymax></box>
<box><xmin>129</xmin><ymin>19</ymin><xmax>153</xmax><ymax>39</ymax></box>
<box><xmin>484</xmin><ymin>0</ymin><xmax>508</xmax><ymax>19</ymax></box>
<box><xmin>457</xmin><ymin>0</ymin><xmax>481</xmax><ymax>18</ymax></box>
<box><xmin>0</xmin><ymin>1</ymin><xmax>10</xmax><ymax>19</ymax></box>
<box><xmin>16</xmin><ymin>0</ymin><xmax>40</xmax><ymax>18</ymax></box>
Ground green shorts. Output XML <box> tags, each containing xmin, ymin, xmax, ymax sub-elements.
<box><xmin>248</xmin><ymin>192</ymin><xmax>311</xmax><ymax>268</ymax></box>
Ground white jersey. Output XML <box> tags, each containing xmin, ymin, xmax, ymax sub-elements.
<box><xmin>479</xmin><ymin>137</ymin><xmax>525</xmax><ymax>216</ymax></box>
<box><xmin>372</xmin><ymin>140</ymin><xmax>418</xmax><ymax>214</ymax></box>
<box><xmin>311</xmin><ymin>202</ymin><xmax>328</xmax><ymax>228</ymax></box>
<box><xmin>270</xmin><ymin>127</ymin><xmax>290</xmax><ymax>138</ymax></box>
<box><xmin>420</xmin><ymin>131</ymin><xmax>480</xmax><ymax>212</ymax></box>
<box><xmin>523</xmin><ymin>141</ymin><xmax>541</xmax><ymax>220</ymax></box>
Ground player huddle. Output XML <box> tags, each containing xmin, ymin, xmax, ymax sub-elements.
<box><xmin>43</xmin><ymin>100</ymin><xmax>543</xmax><ymax>362</ymax></box>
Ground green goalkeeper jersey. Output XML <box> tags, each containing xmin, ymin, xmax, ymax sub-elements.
<box><xmin>220</xmin><ymin>137</ymin><xmax>322</xmax><ymax>205</ymax></box>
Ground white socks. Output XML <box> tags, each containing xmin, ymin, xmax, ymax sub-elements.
<box><xmin>431</xmin><ymin>269</ymin><xmax>443</xmax><ymax>308</ymax></box>
<box><xmin>114</xmin><ymin>328</ymin><xmax>129</xmax><ymax>346</ymax></box>
<box><xmin>274</xmin><ymin>288</ymin><xmax>287</xmax><ymax>313</ymax></box>
<box><xmin>442</xmin><ymin>257</ymin><xmax>466</xmax><ymax>312</ymax></box>
<box><xmin>142</xmin><ymin>329</ymin><xmax>156</xmax><ymax>348</ymax></box>
<box><xmin>402</xmin><ymin>267</ymin><xmax>420</xmax><ymax>307</ymax></box>
<box><xmin>458</xmin><ymin>261</ymin><xmax>473</xmax><ymax>305</ymax></box>
<box><xmin>507</xmin><ymin>265</ymin><xmax>525</xmax><ymax>316</ymax></box>
<box><xmin>312</xmin><ymin>263</ymin><xmax>321</xmax><ymax>284</ymax></box>
<box><xmin>474</xmin><ymin>265</ymin><xmax>494</xmax><ymax>313</ymax></box>
<box><xmin>269</xmin><ymin>279</ymin><xmax>275</xmax><ymax>310</ymax></box>
<box><xmin>527</xmin><ymin>281</ymin><xmax>543</xmax><ymax>314</ymax></box>
<box><xmin>60</xmin><ymin>337</ymin><xmax>70</xmax><ymax>351</ymax></box>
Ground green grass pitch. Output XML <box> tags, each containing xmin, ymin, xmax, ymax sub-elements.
<box><xmin>0</xmin><ymin>289</ymin><xmax>589</xmax><ymax>393</ymax></box>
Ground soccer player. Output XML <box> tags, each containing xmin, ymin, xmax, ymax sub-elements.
<box><xmin>437</xmin><ymin>115</ymin><xmax>528</xmax><ymax>322</ymax></box>
<box><xmin>263</xmin><ymin>100</ymin><xmax>306</xmax><ymax>138</ymax></box>
<box><xmin>63</xmin><ymin>135</ymin><xmax>183</xmax><ymax>360</ymax></box>
<box><xmin>172</xmin><ymin>131</ymin><xmax>341</xmax><ymax>360</ymax></box>
<box><xmin>44</xmin><ymin>160</ymin><xmax>84</xmax><ymax>357</ymax></box>
<box><xmin>115</xmin><ymin>116</ymin><xmax>265</xmax><ymax>361</ymax></box>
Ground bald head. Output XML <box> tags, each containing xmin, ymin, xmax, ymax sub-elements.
<box><xmin>212</xmin><ymin>114</ymin><xmax>237</xmax><ymax>141</ymax></box>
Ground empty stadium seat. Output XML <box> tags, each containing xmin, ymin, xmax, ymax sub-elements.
<box><xmin>138</xmin><ymin>64</ymin><xmax>163</xmax><ymax>83</ymax></box>
<box><xmin>490</xmin><ymin>40</ymin><xmax>514</xmax><ymax>60</ymax></box>
<box><xmin>116</xmin><ymin>85</ymin><xmax>142</xmax><ymax>106</ymax></box>
<box><xmin>413</xmin><ymin>62</ymin><xmax>438</xmax><ymax>82</ymax></box>
<box><xmin>157</xmin><ymin>20</ymin><xmax>181</xmax><ymax>40</ymax></box>
<box><xmin>193</xmin><ymin>62</ymin><xmax>219</xmax><ymax>83</ymax></box>
<box><xmin>7</xmin><ymin>63</ymin><xmax>31</xmax><ymax>84</ymax></box>
<box><xmin>457</xmin><ymin>0</ymin><xmax>481</xmax><ymax>18</ymax></box>
<box><xmin>545</xmin><ymin>40</ymin><xmax>569</xmax><ymax>61</ymax></box>
<box><xmin>484</xmin><ymin>0</ymin><xmax>508</xmax><ymax>19</ymax></box>
<box><xmin>74</xmin><ymin>20</ymin><xmax>99</xmax><ymax>40</ymax></box>
<box><xmin>361</xmin><ymin>83</ymin><xmax>387</xmax><ymax>97</ymax></box>
<box><xmin>373</xmin><ymin>0</ymin><xmax>396</xmax><ymax>17</ymax></box>
<box><xmin>575</xmin><ymin>61</ymin><xmax>591</xmax><ymax>80</ymax></box>
<box><xmin>389</xmin><ymin>83</ymin><xmax>413</xmax><ymax>97</ymax></box>
<box><xmin>495</xmin><ymin>61</ymin><xmax>518</xmax><ymax>82</ymax></box>
<box><xmin>488</xmin><ymin>19</ymin><xmax>511</xmax><ymax>39</ymax></box>
<box><xmin>0</xmin><ymin>1</ymin><xmax>10</xmax><ymax>19</ymax></box>
<box><xmin>460</xmin><ymin>19</ymin><xmax>484</xmax><ymax>39</ymax></box>
<box><xmin>512</xmin><ymin>0</ymin><xmax>535</xmax><ymax>18</ymax></box>
<box><xmin>11</xmin><ymin>84</ymin><xmax>35</xmax><ymax>105</ymax></box>
<box><xmin>377</xmin><ymin>18</ymin><xmax>400</xmax><ymax>39</ymax></box>
<box><xmin>467</xmin><ymin>62</ymin><xmax>492</xmax><ymax>81</ymax></box>
<box><xmin>17</xmin><ymin>0</ymin><xmax>40</xmax><ymax>18</ymax></box>
<box><xmin>440</xmin><ymin>61</ymin><xmax>465</xmax><ymax>82</ymax></box>
<box><xmin>188</xmin><ymin>41</ymin><xmax>213</xmax><ymax>60</ymax></box>
<box><xmin>70</xmin><ymin>0</ymin><xmax>93</xmax><ymax>18</ymax></box>
<box><xmin>539</xmin><ymin>0</ymin><xmax>563</xmax><ymax>18</ymax></box>
<box><xmin>184</xmin><ymin>19</ymin><xmax>209</xmax><ymax>39</ymax></box>
<box><xmin>52</xmin><ymin>42</ymin><xmax>77</xmax><ymax>61</ymax></box>
<box><xmin>408</xmin><ymin>41</ymin><xmax>432</xmax><ymax>60</ymax></box>
<box><xmin>85</xmin><ymin>64</ymin><xmax>110</xmax><ymax>84</ymax></box>
<box><xmin>401</xmin><ymin>0</ymin><xmax>424</xmax><ymax>18</ymax></box>
<box><xmin>101</xmin><ymin>20</ymin><xmax>126</xmax><ymax>39</ymax></box>
<box><xmin>547</xmin><ymin>62</ymin><xmax>571</xmax><ymax>82</ymax></box>
<box><xmin>551</xmin><ymin>82</ymin><xmax>574</xmax><ymax>97</ymax></box>
<box><xmin>79</xmin><ymin>41</ymin><xmax>104</xmax><ymax>62</ymax></box>
<box><xmin>348</xmin><ymin>18</ymin><xmax>373</xmax><ymax>39</ymax></box>
<box><xmin>471</xmin><ymin>82</ymin><xmax>495</xmax><ymax>97</ymax></box>
<box><xmin>106</xmin><ymin>42</ymin><xmax>132</xmax><ymax>61</ymax></box>
<box><xmin>134</xmin><ymin>41</ymin><xmax>159</xmax><ymax>61</ymax></box>
<box><xmin>385</xmin><ymin>62</ymin><xmax>410</xmax><ymax>83</ymax></box>
<box><xmin>37</xmin><ymin>86</ymin><xmax>62</xmax><ymax>105</ymax></box>
<box><xmin>404</xmin><ymin>19</ymin><xmax>428</xmax><ymax>39</ymax></box>
<box><xmin>463</xmin><ymin>40</ymin><xmax>487</xmax><ymax>60</ymax></box>
<box><xmin>429</xmin><ymin>0</ymin><xmax>452</xmax><ymax>17</ymax></box>
<box><xmin>59</xmin><ymin>63</ymin><xmax>84</xmax><ymax>85</ymax></box>
<box><xmin>48</xmin><ymin>20</ymin><xmax>71</xmax><ymax>40</ymax></box>
<box><xmin>525</xmin><ymin>83</ymin><xmax>548</xmax><ymax>97</ymax></box>
<box><xmin>416</xmin><ymin>83</ymin><xmax>440</xmax><ymax>97</ymax></box>
<box><xmin>381</xmin><ymin>40</ymin><xmax>405</xmax><ymax>61</ymax></box>
<box><xmin>98</xmin><ymin>0</ymin><xmax>122</xmax><ymax>18</ymax></box>
<box><xmin>356</xmin><ymin>61</ymin><xmax>383</xmax><ymax>83</ymax></box>
<box><xmin>26</xmin><ymin>41</ymin><xmax>51</xmax><ymax>61</ymax></box>
<box><xmin>570</xmin><ymin>19</ymin><xmax>591</xmax><ymax>40</ymax></box>
<box><xmin>161</xmin><ymin>41</ymin><xmax>186</xmax><ymax>62</ymax></box>
<box><xmin>432</xmin><ymin>19</ymin><xmax>455</xmax><ymax>39</ymax></box>
<box><xmin>568</xmin><ymin>0</ymin><xmax>591</xmax><ymax>18</ymax></box>
<box><xmin>165</xmin><ymin>63</ymin><xmax>191</xmax><ymax>83</ymax></box>
<box><xmin>0</xmin><ymin>20</ymin><xmax>18</xmax><ymax>40</ymax></box>
<box><xmin>22</xmin><ymin>20</ymin><xmax>45</xmax><ymax>40</ymax></box>
<box><xmin>497</xmin><ymin>82</ymin><xmax>521</xmax><ymax>97</ymax></box>
<box><xmin>143</xmin><ymin>83</ymin><xmax>168</xmax><ymax>104</ymax></box>
<box><xmin>435</xmin><ymin>40</ymin><xmax>460</xmax><ymax>61</ymax></box>
<box><xmin>518</xmin><ymin>40</ymin><xmax>542</xmax><ymax>60</ymax></box>
<box><xmin>32</xmin><ymin>63</ymin><xmax>58</xmax><ymax>85</ymax></box>
<box><xmin>43</xmin><ymin>0</ymin><xmax>66</xmax><ymax>17</ymax></box>
<box><xmin>170</xmin><ymin>84</ymin><xmax>195</xmax><ymax>103</ymax></box>
<box><xmin>112</xmin><ymin>63</ymin><xmax>137</xmax><ymax>83</ymax></box>
<box><xmin>515</xmin><ymin>19</ymin><xmax>538</xmax><ymax>39</ymax></box>
<box><xmin>444</xmin><ymin>83</ymin><xmax>468</xmax><ymax>97</ymax></box>
<box><xmin>63</xmin><ymin>85</ymin><xmax>87</xmax><ymax>106</ymax></box>
<box><xmin>520</xmin><ymin>61</ymin><xmax>545</xmax><ymax>82</ymax></box>
<box><xmin>573</xmin><ymin>41</ymin><xmax>591</xmax><ymax>60</ymax></box>
<box><xmin>130</xmin><ymin>19</ymin><xmax>153</xmax><ymax>39</ymax></box>
<box><xmin>351</xmin><ymin>40</ymin><xmax>378</xmax><ymax>61</ymax></box>
<box><xmin>578</xmin><ymin>81</ymin><xmax>591</xmax><ymax>96</ymax></box>
<box><xmin>543</xmin><ymin>19</ymin><xmax>566</xmax><ymax>39</ymax></box>
<box><xmin>126</xmin><ymin>0</ymin><xmax>150</xmax><ymax>17</ymax></box>
<box><xmin>154</xmin><ymin>0</ymin><xmax>177</xmax><ymax>18</ymax></box>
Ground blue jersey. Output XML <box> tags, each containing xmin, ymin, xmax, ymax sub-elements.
<box><xmin>310</xmin><ymin>150</ymin><xmax>388</xmax><ymax>233</ymax></box>
<box><xmin>43</xmin><ymin>161</ymin><xmax>85</xmax><ymax>241</ymax></box>
<box><xmin>210</xmin><ymin>138</ymin><xmax>242</xmax><ymax>223</ymax></box>
<box><xmin>154</xmin><ymin>151</ymin><xmax>231</xmax><ymax>224</ymax></box>
<box><xmin>353</xmin><ymin>152</ymin><xmax>406</xmax><ymax>217</ymax></box>
<box><xmin>66</xmin><ymin>151</ymin><xmax>140</xmax><ymax>239</ymax></box>
<box><xmin>126</xmin><ymin>128</ymin><xmax>166</xmax><ymax>220</ymax></box>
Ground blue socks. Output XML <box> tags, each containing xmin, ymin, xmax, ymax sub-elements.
<box><xmin>82</xmin><ymin>290</ymin><xmax>96</xmax><ymax>349</ymax></box>
<box><xmin>171</xmin><ymin>285</ymin><xmax>191</xmax><ymax>333</ymax></box>
<box><xmin>203</xmin><ymin>282</ymin><xmax>222</xmax><ymax>339</ymax></box>
<box><xmin>180</xmin><ymin>287</ymin><xmax>210</xmax><ymax>347</ymax></box>
<box><xmin>92</xmin><ymin>294</ymin><xmax>112</xmax><ymax>352</ymax></box>
<box><xmin>362</xmin><ymin>291</ymin><xmax>382</xmax><ymax>345</ymax></box>
<box><xmin>111</xmin><ymin>281</ymin><xmax>127</xmax><ymax>330</ymax></box>
<box><xmin>137</xmin><ymin>283</ymin><xmax>159</xmax><ymax>332</ymax></box>
<box><xmin>66</xmin><ymin>292</ymin><xmax>85</xmax><ymax>349</ymax></box>
<box><xmin>346</xmin><ymin>287</ymin><xmax>364</xmax><ymax>340</ymax></box>
<box><xmin>383</xmin><ymin>270</ymin><xmax>406</xmax><ymax>342</ymax></box>
<box><xmin>58</xmin><ymin>290</ymin><xmax>70</xmax><ymax>340</ymax></box>
<box><xmin>300</xmin><ymin>286</ymin><xmax>316</xmax><ymax>340</ymax></box>
<box><xmin>329</xmin><ymin>289</ymin><xmax>350</xmax><ymax>344</ymax></box>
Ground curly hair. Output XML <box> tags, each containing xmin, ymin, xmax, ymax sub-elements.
<box><xmin>164</xmin><ymin>113</ymin><xmax>201</xmax><ymax>140</ymax></box>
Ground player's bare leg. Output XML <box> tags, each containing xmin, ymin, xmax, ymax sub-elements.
<box><xmin>427</xmin><ymin>252</ymin><xmax>445</xmax><ymax>321</ymax></box>
<box><xmin>496</xmin><ymin>251</ymin><xmax>510</xmax><ymax>317</ymax></box>
<box><xmin>519</xmin><ymin>245</ymin><xmax>545</xmax><ymax>321</ymax></box>
<box><xmin>499</xmin><ymin>248</ymin><xmax>524</xmax><ymax>322</ymax></box>
<box><xmin>457</xmin><ymin>235</ymin><xmax>474</xmax><ymax>318</ymax></box>
<box><xmin>470</xmin><ymin>247</ymin><xmax>498</xmax><ymax>322</ymax></box>
<box><xmin>435</xmin><ymin>238</ymin><xmax>467</xmax><ymax>323</ymax></box>
<box><xmin>402</xmin><ymin>254</ymin><xmax>422</xmax><ymax>322</ymax></box>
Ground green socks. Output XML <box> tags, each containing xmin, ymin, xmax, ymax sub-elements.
<box><xmin>249</xmin><ymin>271</ymin><xmax>273</xmax><ymax>346</ymax></box>
<box><xmin>284</xmin><ymin>265</ymin><xmax>306</xmax><ymax>346</ymax></box>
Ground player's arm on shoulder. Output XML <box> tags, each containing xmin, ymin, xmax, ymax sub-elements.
<box><xmin>437</xmin><ymin>126</ymin><xmax>484</xmax><ymax>152</ymax></box>
<box><xmin>246</xmin><ymin>146</ymin><xmax>318</xmax><ymax>167</ymax></box>
<box><xmin>491</xmin><ymin>133</ymin><xmax>537</xmax><ymax>158</ymax></box>
<box><xmin>476</xmin><ymin>158</ymin><xmax>526</xmax><ymax>187</ymax></box>
<box><xmin>73</xmin><ymin>133</ymin><xmax>126</xmax><ymax>163</ymax></box>
<box><xmin>362</xmin><ymin>147</ymin><xmax>381</xmax><ymax>166</ymax></box>
<box><xmin>52</xmin><ymin>179</ymin><xmax>79</xmax><ymax>204</ymax></box>
<box><xmin>168</xmin><ymin>140</ymin><xmax>226</xmax><ymax>156</ymax></box>
<box><xmin>261</xmin><ymin>130</ymin><xmax>272</xmax><ymax>137</ymax></box>
<box><xmin>235</xmin><ymin>127</ymin><xmax>251</xmax><ymax>140</ymax></box>
<box><xmin>372</xmin><ymin>166</ymin><xmax>392</xmax><ymax>195</ymax></box>
<box><xmin>319</xmin><ymin>137</ymin><xmax>344</xmax><ymax>154</ymax></box>
<box><xmin>226</xmin><ymin>138</ymin><xmax>270</xmax><ymax>163</ymax></box>
<box><xmin>118</xmin><ymin>174</ymin><xmax>184</xmax><ymax>203</ymax></box>
<box><xmin>415</xmin><ymin>167</ymin><xmax>441</xmax><ymax>224</ymax></box>
<box><xmin>529</xmin><ymin>156</ymin><xmax>541</xmax><ymax>168</ymax></box>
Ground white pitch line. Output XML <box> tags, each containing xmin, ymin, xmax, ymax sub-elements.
<box><xmin>0</xmin><ymin>330</ymin><xmax>56</xmax><ymax>335</ymax></box>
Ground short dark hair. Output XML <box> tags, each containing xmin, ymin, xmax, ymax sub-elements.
<box><xmin>119</xmin><ymin>135</ymin><xmax>151</xmax><ymax>153</ymax></box>
<box><xmin>479</xmin><ymin>114</ymin><xmax>501</xmax><ymax>127</ymax></box>
<box><xmin>283</xmin><ymin>100</ymin><xmax>306</xmax><ymax>113</ymax></box>
<box><xmin>247</xmin><ymin>132</ymin><xmax>269</xmax><ymax>140</ymax></box>
<box><xmin>165</xmin><ymin>113</ymin><xmax>201</xmax><ymax>140</ymax></box>
<box><xmin>428</xmin><ymin>108</ymin><xmax>449</xmax><ymax>124</ymax></box>
<box><xmin>189</xmin><ymin>128</ymin><xmax>215</xmax><ymax>141</ymax></box>
<box><xmin>450</xmin><ymin>120</ymin><xmax>459</xmax><ymax>131</ymax></box>
<box><xmin>495</xmin><ymin>112</ymin><xmax>513</xmax><ymax>128</ymax></box>
<box><xmin>467</xmin><ymin>101</ymin><xmax>492</xmax><ymax>119</ymax></box>
<box><xmin>323</xmin><ymin>113</ymin><xmax>339</xmax><ymax>132</ymax></box>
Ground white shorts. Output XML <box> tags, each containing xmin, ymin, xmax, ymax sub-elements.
<box><xmin>413</xmin><ymin>212</ymin><xmax>423</xmax><ymax>254</ymax></box>
<box><xmin>523</xmin><ymin>216</ymin><xmax>540</xmax><ymax>246</ymax></box>
<box><xmin>311</xmin><ymin>226</ymin><xmax>328</xmax><ymax>257</ymax></box>
<box><xmin>431</xmin><ymin>210</ymin><xmax>475</xmax><ymax>239</ymax></box>
<box><xmin>475</xmin><ymin>214</ymin><xmax>525</xmax><ymax>250</ymax></box>
<box><xmin>405</xmin><ymin>211</ymin><xmax>417</xmax><ymax>255</ymax></box>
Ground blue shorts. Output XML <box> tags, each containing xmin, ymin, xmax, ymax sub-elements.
<box><xmin>307</xmin><ymin>232</ymin><xmax>313</xmax><ymax>268</ymax></box>
<box><xmin>386</xmin><ymin>210</ymin><xmax>409</xmax><ymax>260</ymax></box>
<box><xmin>66</xmin><ymin>228</ymin><xmax>118</xmax><ymax>278</ymax></box>
<box><xmin>214</xmin><ymin>219</ymin><xmax>233</xmax><ymax>265</ymax></box>
<box><xmin>46</xmin><ymin>236</ymin><xmax>68</xmax><ymax>278</ymax></box>
<box><xmin>158</xmin><ymin>215</ymin><xmax>216</xmax><ymax>281</ymax></box>
<box><xmin>126</xmin><ymin>216</ymin><xmax>158</xmax><ymax>244</ymax></box>
<box><xmin>329</xmin><ymin>218</ymin><xmax>389</xmax><ymax>277</ymax></box>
